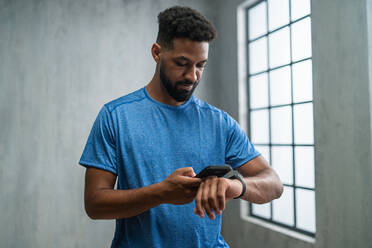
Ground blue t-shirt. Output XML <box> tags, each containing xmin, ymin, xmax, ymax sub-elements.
<box><xmin>79</xmin><ymin>87</ymin><xmax>260</xmax><ymax>248</ymax></box>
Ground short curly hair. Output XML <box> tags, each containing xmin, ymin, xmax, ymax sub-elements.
<box><xmin>156</xmin><ymin>6</ymin><xmax>217</xmax><ymax>49</ymax></box>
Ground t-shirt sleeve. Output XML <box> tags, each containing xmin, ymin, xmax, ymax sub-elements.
<box><xmin>224</xmin><ymin>113</ymin><xmax>260</xmax><ymax>169</ymax></box>
<box><xmin>79</xmin><ymin>106</ymin><xmax>117</xmax><ymax>175</ymax></box>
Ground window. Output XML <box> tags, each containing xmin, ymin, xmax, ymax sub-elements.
<box><xmin>246</xmin><ymin>0</ymin><xmax>315</xmax><ymax>236</ymax></box>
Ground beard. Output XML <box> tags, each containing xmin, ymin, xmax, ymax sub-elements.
<box><xmin>159</xmin><ymin>63</ymin><xmax>199</xmax><ymax>103</ymax></box>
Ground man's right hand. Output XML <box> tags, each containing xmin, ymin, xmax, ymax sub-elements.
<box><xmin>159</xmin><ymin>167</ymin><xmax>202</xmax><ymax>205</ymax></box>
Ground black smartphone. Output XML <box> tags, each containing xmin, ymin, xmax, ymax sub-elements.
<box><xmin>195</xmin><ymin>165</ymin><xmax>232</xmax><ymax>178</ymax></box>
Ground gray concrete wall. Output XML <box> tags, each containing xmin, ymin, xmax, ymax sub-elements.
<box><xmin>312</xmin><ymin>0</ymin><xmax>372</xmax><ymax>247</ymax></box>
<box><xmin>0</xmin><ymin>0</ymin><xmax>217</xmax><ymax>247</ymax></box>
<box><xmin>210</xmin><ymin>0</ymin><xmax>372</xmax><ymax>247</ymax></box>
<box><xmin>2</xmin><ymin>0</ymin><xmax>372</xmax><ymax>247</ymax></box>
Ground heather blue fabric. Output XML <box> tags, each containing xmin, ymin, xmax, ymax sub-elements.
<box><xmin>79</xmin><ymin>87</ymin><xmax>260</xmax><ymax>248</ymax></box>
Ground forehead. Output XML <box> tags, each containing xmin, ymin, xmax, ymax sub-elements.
<box><xmin>165</xmin><ymin>38</ymin><xmax>209</xmax><ymax>61</ymax></box>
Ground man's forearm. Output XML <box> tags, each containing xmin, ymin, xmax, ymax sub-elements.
<box><xmin>241</xmin><ymin>169</ymin><xmax>283</xmax><ymax>204</ymax></box>
<box><xmin>84</xmin><ymin>167</ymin><xmax>201</xmax><ymax>219</ymax></box>
<box><xmin>85</xmin><ymin>183</ymin><xmax>164</xmax><ymax>219</ymax></box>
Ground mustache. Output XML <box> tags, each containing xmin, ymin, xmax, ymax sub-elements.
<box><xmin>176</xmin><ymin>81</ymin><xmax>197</xmax><ymax>86</ymax></box>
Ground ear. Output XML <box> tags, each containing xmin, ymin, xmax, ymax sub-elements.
<box><xmin>151</xmin><ymin>43</ymin><xmax>162</xmax><ymax>63</ymax></box>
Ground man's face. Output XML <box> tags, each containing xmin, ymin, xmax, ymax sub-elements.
<box><xmin>159</xmin><ymin>38</ymin><xmax>209</xmax><ymax>103</ymax></box>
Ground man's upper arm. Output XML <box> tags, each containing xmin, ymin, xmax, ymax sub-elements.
<box><xmin>237</xmin><ymin>155</ymin><xmax>272</xmax><ymax>177</ymax></box>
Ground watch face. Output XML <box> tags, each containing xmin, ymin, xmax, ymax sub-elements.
<box><xmin>223</xmin><ymin>170</ymin><xmax>240</xmax><ymax>179</ymax></box>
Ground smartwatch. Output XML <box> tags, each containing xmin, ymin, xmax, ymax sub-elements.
<box><xmin>223</xmin><ymin>170</ymin><xmax>246</xmax><ymax>199</ymax></box>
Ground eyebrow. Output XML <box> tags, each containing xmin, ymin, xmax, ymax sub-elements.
<box><xmin>174</xmin><ymin>56</ymin><xmax>208</xmax><ymax>63</ymax></box>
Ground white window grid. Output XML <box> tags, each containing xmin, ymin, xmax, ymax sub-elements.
<box><xmin>246</xmin><ymin>0</ymin><xmax>316</xmax><ymax>237</ymax></box>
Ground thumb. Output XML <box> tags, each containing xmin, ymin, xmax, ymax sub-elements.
<box><xmin>177</xmin><ymin>167</ymin><xmax>196</xmax><ymax>177</ymax></box>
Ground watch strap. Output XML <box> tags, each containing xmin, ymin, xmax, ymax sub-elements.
<box><xmin>223</xmin><ymin>170</ymin><xmax>246</xmax><ymax>199</ymax></box>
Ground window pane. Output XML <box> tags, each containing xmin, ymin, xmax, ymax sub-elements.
<box><xmin>271</xmin><ymin>106</ymin><xmax>292</xmax><ymax>144</ymax></box>
<box><xmin>255</xmin><ymin>145</ymin><xmax>270</xmax><ymax>163</ymax></box>
<box><xmin>268</xmin><ymin>0</ymin><xmax>289</xmax><ymax>31</ymax></box>
<box><xmin>272</xmin><ymin>146</ymin><xmax>293</xmax><ymax>185</ymax></box>
<box><xmin>249</xmin><ymin>1</ymin><xmax>267</xmax><ymax>40</ymax></box>
<box><xmin>293</xmin><ymin>103</ymin><xmax>314</xmax><ymax>144</ymax></box>
<box><xmin>252</xmin><ymin>202</ymin><xmax>271</xmax><ymax>218</ymax></box>
<box><xmin>273</xmin><ymin>186</ymin><xmax>294</xmax><ymax>226</ymax></box>
<box><xmin>270</xmin><ymin>66</ymin><xmax>291</xmax><ymax>106</ymax></box>
<box><xmin>295</xmin><ymin>146</ymin><xmax>315</xmax><ymax>188</ymax></box>
<box><xmin>269</xmin><ymin>27</ymin><xmax>290</xmax><ymax>68</ymax></box>
<box><xmin>291</xmin><ymin>0</ymin><xmax>311</xmax><ymax>21</ymax></box>
<box><xmin>250</xmin><ymin>109</ymin><xmax>269</xmax><ymax>144</ymax></box>
<box><xmin>249</xmin><ymin>37</ymin><xmax>268</xmax><ymax>74</ymax></box>
<box><xmin>296</xmin><ymin>188</ymin><xmax>316</xmax><ymax>233</ymax></box>
<box><xmin>250</xmin><ymin>73</ymin><xmax>268</xmax><ymax>108</ymax></box>
<box><xmin>291</xmin><ymin>18</ymin><xmax>312</xmax><ymax>61</ymax></box>
<box><xmin>293</xmin><ymin>60</ymin><xmax>313</xmax><ymax>103</ymax></box>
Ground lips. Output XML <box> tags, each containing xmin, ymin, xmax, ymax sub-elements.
<box><xmin>178</xmin><ymin>84</ymin><xmax>194</xmax><ymax>91</ymax></box>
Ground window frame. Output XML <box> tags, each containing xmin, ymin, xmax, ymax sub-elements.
<box><xmin>244</xmin><ymin>0</ymin><xmax>316</xmax><ymax>237</ymax></box>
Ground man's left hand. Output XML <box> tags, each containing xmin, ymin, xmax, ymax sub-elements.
<box><xmin>193</xmin><ymin>176</ymin><xmax>243</xmax><ymax>220</ymax></box>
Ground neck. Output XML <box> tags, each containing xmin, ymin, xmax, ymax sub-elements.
<box><xmin>146</xmin><ymin>72</ymin><xmax>186</xmax><ymax>106</ymax></box>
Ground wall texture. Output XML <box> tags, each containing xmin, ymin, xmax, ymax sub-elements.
<box><xmin>0</xmin><ymin>0</ymin><xmax>217</xmax><ymax>247</ymax></box>
<box><xmin>312</xmin><ymin>0</ymin><xmax>372</xmax><ymax>247</ymax></box>
<box><xmin>2</xmin><ymin>0</ymin><xmax>372</xmax><ymax>247</ymax></box>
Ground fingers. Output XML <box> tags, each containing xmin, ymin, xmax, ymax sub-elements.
<box><xmin>180</xmin><ymin>176</ymin><xmax>201</xmax><ymax>187</ymax></box>
<box><xmin>170</xmin><ymin>168</ymin><xmax>229</xmax><ymax>220</ymax></box>
<box><xmin>194</xmin><ymin>177</ymin><xmax>228</xmax><ymax>220</ymax></box>
<box><xmin>194</xmin><ymin>181</ymin><xmax>205</xmax><ymax>218</ymax></box>
<box><xmin>208</xmin><ymin>177</ymin><xmax>219</xmax><ymax>216</ymax></box>
<box><xmin>202</xmin><ymin>178</ymin><xmax>215</xmax><ymax>220</ymax></box>
<box><xmin>217</xmin><ymin>179</ymin><xmax>227</xmax><ymax>212</ymax></box>
<box><xmin>173</xmin><ymin>167</ymin><xmax>201</xmax><ymax>187</ymax></box>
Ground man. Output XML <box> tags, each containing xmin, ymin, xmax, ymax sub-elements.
<box><xmin>79</xmin><ymin>6</ymin><xmax>283</xmax><ymax>248</ymax></box>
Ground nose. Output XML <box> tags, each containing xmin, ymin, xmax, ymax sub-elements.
<box><xmin>184</xmin><ymin>66</ymin><xmax>198</xmax><ymax>83</ymax></box>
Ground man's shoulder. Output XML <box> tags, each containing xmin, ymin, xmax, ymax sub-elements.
<box><xmin>104</xmin><ymin>87</ymin><xmax>146</xmax><ymax>113</ymax></box>
<box><xmin>192</xmin><ymin>97</ymin><xmax>228</xmax><ymax>118</ymax></box>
